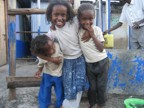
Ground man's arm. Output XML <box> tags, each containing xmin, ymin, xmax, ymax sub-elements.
<box><xmin>133</xmin><ymin>18</ymin><xmax>144</xmax><ymax>29</ymax></box>
<box><xmin>139</xmin><ymin>18</ymin><xmax>144</xmax><ymax>24</ymax></box>
<box><xmin>103</xmin><ymin>22</ymin><xmax>123</xmax><ymax>35</ymax></box>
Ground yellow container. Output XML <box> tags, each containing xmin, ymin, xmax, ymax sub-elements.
<box><xmin>104</xmin><ymin>34</ymin><xmax>114</xmax><ymax>48</ymax></box>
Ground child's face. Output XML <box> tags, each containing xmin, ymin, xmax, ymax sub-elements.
<box><xmin>121</xmin><ymin>0</ymin><xmax>131</xmax><ymax>4</ymax></box>
<box><xmin>43</xmin><ymin>40</ymin><xmax>55</xmax><ymax>56</ymax></box>
<box><xmin>51</xmin><ymin>5</ymin><xmax>67</xmax><ymax>28</ymax></box>
<box><xmin>79</xmin><ymin>10</ymin><xmax>95</xmax><ymax>30</ymax></box>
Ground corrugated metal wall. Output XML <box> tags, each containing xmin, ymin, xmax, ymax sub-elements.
<box><xmin>31</xmin><ymin>2</ymin><xmax>50</xmax><ymax>38</ymax></box>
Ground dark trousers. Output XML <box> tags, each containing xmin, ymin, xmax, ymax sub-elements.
<box><xmin>86</xmin><ymin>57</ymin><xmax>109</xmax><ymax>106</ymax></box>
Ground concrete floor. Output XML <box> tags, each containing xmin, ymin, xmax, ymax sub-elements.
<box><xmin>0</xmin><ymin>60</ymin><xmax>135</xmax><ymax>108</ymax></box>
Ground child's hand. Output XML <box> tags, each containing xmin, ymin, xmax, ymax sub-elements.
<box><xmin>35</xmin><ymin>70</ymin><xmax>42</xmax><ymax>78</ymax></box>
<box><xmin>82</xmin><ymin>26</ymin><xmax>94</xmax><ymax>42</ymax></box>
<box><xmin>81</xmin><ymin>30</ymin><xmax>91</xmax><ymax>42</ymax></box>
<box><xmin>51</xmin><ymin>56</ymin><xmax>63</xmax><ymax>65</ymax></box>
<box><xmin>85</xmin><ymin>26</ymin><xmax>95</xmax><ymax>37</ymax></box>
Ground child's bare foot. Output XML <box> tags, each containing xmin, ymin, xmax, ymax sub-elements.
<box><xmin>60</xmin><ymin>106</ymin><xmax>63</xmax><ymax>108</ymax></box>
<box><xmin>88</xmin><ymin>104</ymin><xmax>97</xmax><ymax>108</ymax></box>
<box><xmin>97</xmin><ymin>105</ymin><xmax>105</xmax><ymax>108</ymax></box>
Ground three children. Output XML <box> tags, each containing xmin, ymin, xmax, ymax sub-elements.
<box><xmin>31</xmin><ymin>1</ymin><xmax>109</xmax><ymax>108</ymax></box>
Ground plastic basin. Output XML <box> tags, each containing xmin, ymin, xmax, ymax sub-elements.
<box><xmin>124</xmin><ymin>98</ymin><xmax>144</xmax><ymax>108</ymax></box>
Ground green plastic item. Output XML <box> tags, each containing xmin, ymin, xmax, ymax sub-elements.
<box><xmin>124</xmin><ymin>98</ymin><xmax>144</xmax><ymax>108</ymax></box>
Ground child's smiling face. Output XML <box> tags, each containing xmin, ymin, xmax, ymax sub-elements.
<box><xmin>79</xmin><ymin>10</ymin><xmax>95</xmax><ymax>30</ymax></box>
<box><xmin>51</xmin><ymin>5</ymin><xmax>67</xmax><ymax>28</ymax></box>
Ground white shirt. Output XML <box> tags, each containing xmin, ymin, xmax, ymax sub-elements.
<box><xmin>50</xmin><ymin>20</ymin><xmax>82</xmax><ymax>59</ymax></box>
<box><xmin>37</xmin><ymin>43</ymin><xmax>63</xmax><ymax>77</ymax></box>
<box><xmin>78</xmin><ymin>26</ymin><xmax>107</xmax><ymax>63</ymax></box>
<box><xmin>119</xmin><ymin>0</ymin><xmax>144</xmax><ymax>26</ymax></box>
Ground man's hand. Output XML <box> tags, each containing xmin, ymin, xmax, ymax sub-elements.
<box><xmin>133</xmin><ymin>21</ymin><xmax>141</xmax><ymax>29</ymax></box>
<box><xmin>103</xmin><ymin>30</ymin><xmax>108</xmax><ymax>35</ymax></box>
<box><xmin>51</xmin><ymin>56</ymin><xmax>63</xmax><ymax>65</ymax></box>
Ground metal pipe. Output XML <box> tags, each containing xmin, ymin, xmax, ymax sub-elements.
<box><xmin>99</xmin><ymin>0</ymin><xmax>104</xmax><ymax>31</ymax></box>
<box><xmin>108</xmin><ymin>0</ymin><xmax>111</xmax><ymax>33</ymax></box>
<box><xmin>37</xmin><ymin>0</ymin><xmax>41</xmax><ymax>35</ymax></box>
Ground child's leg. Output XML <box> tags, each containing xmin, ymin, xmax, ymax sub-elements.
<box><xmin>53</xmin><ymin>76</ymin><xmax>64</xmax><ymax>108</ymax></box>
<box><xmin>86</xmin><ymin>64</ymin><xmax>97</xmax><ymax>107</ymax></box>
<box><xmin>62</xmin><ymin>55</ymin><xmax>87</xmax><ymax>100</ymax></box>
<box><xmin>68</xmin><ymin>91</ymin><xmax>82</xmax><ymax>108</ymax></box>
<box><xmin>96</xmin><ymin>57</ymin><xmax>109</xmax><ymax>107</ymax></box>
<box><xmin>62</xmin><ymin>91</ymin><xmax>82</xmax><ymax>108</ymax></box>
<box><xmin>38</xmin><ymin>73</ymin><xmax>53</xmax><ymax>108</ymax></box>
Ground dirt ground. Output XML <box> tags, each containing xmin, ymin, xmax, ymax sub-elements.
<box><xmin>0</xmin><ymin>60</ymin><xmax>137</xmax><ymax>108</ymax></box>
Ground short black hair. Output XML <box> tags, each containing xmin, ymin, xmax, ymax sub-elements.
<box><xmin>46</xmin><ymin>0</ymin><xmax>75</xmax><ymax>23</ymax></box>
<box><xmin>31</xmin><ymin>34</ymin><xmax>51</xmax><ymax>55</ymax></box>
<box><xmin>77</xmin><ymin>3</ymin><xmax>95</xmax><ymax>21</ymax></box>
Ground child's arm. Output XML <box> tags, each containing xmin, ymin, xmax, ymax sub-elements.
<box><xmin>81</xmin><ymin>31</ymin><xmax>91</xmax><ymax>42</ymax></box>
<box><xmin>84</xmin><ymin>26</ymin><xmax>104</xmax><ymax>52</ymax></box>
<box><xmin>91</xmin><ymin>32</ymin><xmax>104</xmax><ymax>52</ymax></box>
<box><xmin>35</xmin><ymin>67</ymin><xmax>43</xmax><ymax>78</ymax></box>
<box><xmin>37</xmin><ymin>54</ymin><xmax>62</xmax><ymax>65</ymax></box>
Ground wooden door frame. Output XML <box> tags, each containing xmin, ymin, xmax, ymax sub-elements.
<box><xmin>4</xmin><ymin>0</ymin><xmax>8</xmax><ymax>63</ymax></box>
<box><xmin>0</xmin><ymin>0</ymin><xmax>7</xmax><ymax>65</ymax></box>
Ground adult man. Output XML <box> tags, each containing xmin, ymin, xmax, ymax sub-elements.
<box><xmin>103</xmin><ymin>0</ymin><xmax>144</xmax><ymax>49</ymax></box>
